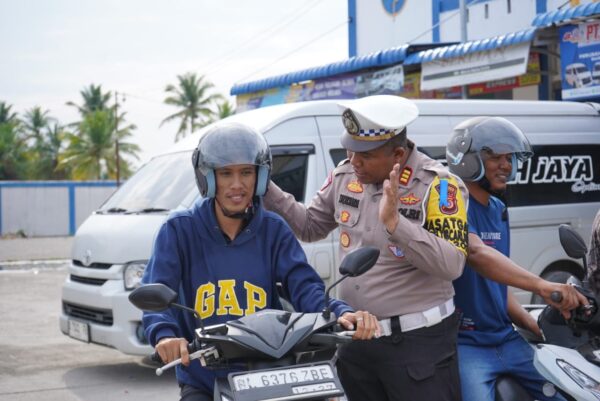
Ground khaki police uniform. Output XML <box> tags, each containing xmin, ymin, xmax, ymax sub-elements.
<box><xmin>264</xmin><ymin>142</ymin><xmax>468</xmax><ymax>322</ymax></box>
<box><xmin>263</xmin><ymin>95</ymin><xmax>468</xmax><ymax>401</ymax></box>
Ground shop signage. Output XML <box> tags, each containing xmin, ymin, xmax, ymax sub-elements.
<box><xmin>559</xmin><ymin>22</ymin><xmax>600</xmax><ymax>100</ymax></box>
<box><xmin>468</xmin><ymin>52</ymin><xmax>541</xmax><ymax>96</ymax></box>
<box><xmin>420</xmin><ymin>42</ymin><xmax>531</xmax><ymax>91</ymax></box>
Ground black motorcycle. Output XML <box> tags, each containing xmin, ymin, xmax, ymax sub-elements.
<box><xmin>129</xmin><ymin>246</ymin><xmax>380</xmax><ymax>401</ymax></box>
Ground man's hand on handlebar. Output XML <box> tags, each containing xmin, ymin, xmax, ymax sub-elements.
<box><xmin>156</xmin><ymin>337</ymin><xmax>191</xmax><ymax>366</ymax></box>
<box><xmin>338</xmin><ymin>311</ymin><xmax>381</xmax><ymax>340</ymax></box>
<box><xmin>538</xmin><ymin>281</ymin><xmax>589</xmax><ymax>319</ymax></box>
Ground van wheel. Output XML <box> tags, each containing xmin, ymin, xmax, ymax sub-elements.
<box><xmin>530</xmin><ymin>270</ymin><xmax>573</xmax><ymax>304</ymax></box>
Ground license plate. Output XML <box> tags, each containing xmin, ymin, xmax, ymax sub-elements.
<box><xmin>292</xmin><ymin>381</ymin><xmax>337</xmax><ymax>394</ymax></box>
<box><xmin>228</xmin><ymin>362</ymin><xmax>343</xmax><ymax>401</ymax></box>
<box><xmin>233</xmin><ymin>363</ymin><xmax>334</xmax><ymax>390</ymax></box>
<box><xmin>68</xmin><ymin>319</ymin><xmax>90</xmax><ymax>343</ymax></box>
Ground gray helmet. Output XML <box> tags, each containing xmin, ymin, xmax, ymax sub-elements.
<box><xmin>446</xmin><ymin>116</ymin><xmax>533</xmax><ymax>182</ymax></box>
<box><xmin>191</xmin><ymin>123</ymin><xmax>271</xmax><ymax>198</ymax></box>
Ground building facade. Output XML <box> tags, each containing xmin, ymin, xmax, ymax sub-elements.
<box><xmin>232</xmin><ymin>0</ymin><xmax>600</xmax><ymax>110</ymax></box>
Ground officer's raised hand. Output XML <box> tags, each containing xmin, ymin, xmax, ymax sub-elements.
<box><xmin>380</xmin><ymin>163</ymin><xmax>401</xmax><ymax>233</ymax></box>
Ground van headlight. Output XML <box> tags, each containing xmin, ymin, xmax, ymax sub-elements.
<box><xmin>557</xmin><ymin>359</ymin><xmax>600</xmax><ymax>399</ymax></box>
<box><xmin>123</xmin><ymin>262</ymin><xmax>147</xmax><ymax>290</ymax></box>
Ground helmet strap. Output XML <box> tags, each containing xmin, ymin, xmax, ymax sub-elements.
<box><xmin>215</xmin><ymin>198</ymin><xmax>254</xmax><ymax>220</ymax></box>
<box><xmin>477</xmin><ymin>176</ymin><xmax>507</xmax><ymax>202</ymax></box>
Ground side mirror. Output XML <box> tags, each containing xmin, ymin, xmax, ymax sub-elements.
<box><xmin>322</xmin><ymin>246</ymin><xmax>380</xmax><ymax>319</ymax></box>
<box><xmin>559</xmin><ymin>224</ymin><xmax>588</xmax><ymax>260</ymax></box>
<box><xmin>339</xmin><ymin>246</ymin><xmax>380</xmax><ymax>277</ymax></box>
<box><xmin>129</xmin><ymin>283</ymin><xmax>177</xmax><ymax>312</ymax></box>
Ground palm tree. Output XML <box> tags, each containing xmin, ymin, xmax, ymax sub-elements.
<box><xmin>66</xmin><ymin>84</ymin><xmax>112</xmax><ymax>116</ymax></box>
<box><xmin>161</xmin><ymin>73</ymin><xmax>223</xmax><ymax>141</ymax></box>
<box><xmin>58</xmin><ymin>110</ymin><xmax>140</xmax><ymax>180</ymax></box>
<box><xmin>215</xmin><ymin>99</ymin><xmax>236</xmax><ymax>120</ymax></box>
<box><xmin>29</xmin><ymin>122</ymin><xmax>69</xmax><ymax>179</ymax></box>
<box><xmin>0</xmin><ymin>101</ymin><xmax>19</xmax><ymax>125</ymax></box>
<box><xmin>0</xmin><ymin>121</ymin><xmax>28</xmax><ymax>179</ymax></box>
<box><xmin>202</xmin><ymin>99</ymin><xmax>237</xmax><ymax>127</ymax></box>
<box><xmin>22</xmin><ymin>106</ymin><xmax>53</xmax><ymax>145</ymax></box>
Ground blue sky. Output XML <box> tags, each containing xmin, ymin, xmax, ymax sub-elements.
<box><xmin>0</xmin><ymin>0</ymin><xmax>348</xmax><ymax>164</ymax></box>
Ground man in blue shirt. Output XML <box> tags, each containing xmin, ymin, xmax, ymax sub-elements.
<box><xmin>142</xmin><ymin>123</ymin><xmax>378</xmax><ymax>401</ymax></box>
<box><xmin>446</xmin><ymin>117</ymin><xmax>586</xmax><ymax>401</ymax></box>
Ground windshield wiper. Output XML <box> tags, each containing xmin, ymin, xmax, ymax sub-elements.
<box><xmin>99</xmin><ymin>207</ymin><xmax>129</xmax><ymax>214</ymax></box>
<box><xmin>126</xmin><ymin>207</ymin><xmax>170</xmax><ymax>214</ymax></box>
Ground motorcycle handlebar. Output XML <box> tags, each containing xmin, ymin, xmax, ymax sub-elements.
<box><xmin>151</xmin><ymin>340</ymin><xmax>199</xmax><ymax>366</ymax></box>
<box><xmin>550</xmin><ymin>291</ymin><xmax>563</xmax><ymax>303</ymax></box>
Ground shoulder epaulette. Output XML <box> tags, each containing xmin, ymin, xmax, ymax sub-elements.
<box><xmin>337</xmin><ymin>158</ymin><xmax>350</xmax><ymax>167</ymax></box>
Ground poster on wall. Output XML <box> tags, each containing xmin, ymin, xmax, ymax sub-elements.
<box><xmin>354</xmin><ymin>64</ymin><xmax>404</xmax><ymax>97</ymax></box>
<box><xmin>559</xmin><ymin>22</ymin><xmax>600</xmax><ymax>100</ymax></box>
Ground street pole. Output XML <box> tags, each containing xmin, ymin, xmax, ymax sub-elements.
<box><xmin>114</xmin><ymin>91</ymin><xmax>121</xmax><ymax>187</ymax></box>
<box><xmin>459</xmin><ymin>0</ymin><xmax>468</xmax><ymax>99</ymax></box>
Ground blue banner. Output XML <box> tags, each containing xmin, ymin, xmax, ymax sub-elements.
<box><xmin>559</xmin><ymin>23</ymin><xmax>600</xmax><ymax>100</ymax></box>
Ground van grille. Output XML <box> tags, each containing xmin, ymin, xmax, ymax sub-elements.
<box><xmin>70</xmin><ymin>275</ymin><xmax>107</xmax><ymax>286</ymax></box>
<box><xmin>73</xmin><ymin>260</ymin><xmax>113</xmax><ymax>269</ymax></box>
<box><xmin>63</xmin><ymin>302</ymin><xmax>113</xmax><ymax>325</ymax></box>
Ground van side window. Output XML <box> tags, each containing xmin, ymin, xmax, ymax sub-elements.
<box><xmin>330</xmin><ymin>149</ymin><xmax>347</xmax><ymax>166</ymax></box>
<box><xmin>418</xmin><ymin>146</ymin><xmax>446</xmax><ymax>163</ymax></box>
<box><xmin>331</xmin><ymin>147</ymin><xmax>447</xmax><ymax>166</ymax></box>
<box><xmin>271</xmin><ymin>145</ymin><xmax>314</xmax><ymax>202</ymax></box>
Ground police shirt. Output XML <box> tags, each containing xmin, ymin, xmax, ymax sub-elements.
<box><xmin>264</xmin><ymin>145</ymin><xmax>469</xmax><ymax>318</ymax></box>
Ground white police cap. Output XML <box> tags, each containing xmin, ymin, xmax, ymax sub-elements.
<box><xmin>338</xmin><ymin>95</ymin><xmax>419</xmax><ymax>152</ymax></box>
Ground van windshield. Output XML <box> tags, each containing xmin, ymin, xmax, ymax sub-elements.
<box><xmin>98</xmin><ymin>151</ymin><xmax>196</xmax><ymax>213</ymax></box>
<box><xmin>576</xmin><ymin>66</ymin><xmax>589</xmax><ymax>73</ymax></box>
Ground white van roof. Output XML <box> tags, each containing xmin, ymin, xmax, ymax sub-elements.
<box><xmin>168</xmin><ymin>99</ymin><xmax>600</xmax><ymax>153</ymax></box>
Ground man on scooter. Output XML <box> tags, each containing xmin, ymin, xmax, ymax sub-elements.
<box><xmin>141</xmin><ymin>123</ymin><xmax>379</xmax><ymax>401</ymax></box>
<box><xmin>446</xmin><ymin>116</ymin><xmax>587</xmax><ymax>401</ymax></box>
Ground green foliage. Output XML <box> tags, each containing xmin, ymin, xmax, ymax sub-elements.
<box><xmin>65</xmin><ymin>84</ymin><xmax>112</xmax><ymax>116</ymax></box>
<box><xmin>22</xmin><ymin>106</ymin><xmax>53</xmax><ymax>143</ymax></box>
<box><xmin>0</xmin><ymin>102</ymin><xmax>19</xmax><ymax>125</ymax></box>
<box><xmin>27</xmin><ymin>122</ymin><xmax>70</xmax><ymax>180</ymax></box>
<box><xmin>161</xmin><ymin>72</ymin><xmax>224</xmax><ymax>141</ymax></box>
<box><xmin>0</xmin><ymin>86</ymin><xmax>141</xmax><ymax>181</ymax></box>
<box><xmin>203</xmin><ymin>99</ymin><xmax>236</xmax><ymax>127</ymax></box>
<box><xmin>58</xmin><ymin>110</ymin><xmax>140</xmax><ymax>180</ymax></box>
<box><xmin>2</xmin><ymin>75</ymin><xmax>233</xmax><ymax>181</ymax></box>
<box><xmin>0</xmin><ymin>121</ymin><xmax>28</xmax><ymax>179</ymax></box>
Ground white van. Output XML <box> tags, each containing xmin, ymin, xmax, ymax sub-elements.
<box><xmin>565</xmin><ymin>63</ymin><xmax>593</xmax><ymax>88</ymax></box>
<box><xmin>59</xmin><ymin>99</ymin><xmax>600</xmax><ymax>356</ymax></box>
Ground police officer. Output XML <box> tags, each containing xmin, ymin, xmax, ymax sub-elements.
<box><xmin>263</xmin><ymin>95</ymin><xmax>468</xmax><ymax>401</ymax></box>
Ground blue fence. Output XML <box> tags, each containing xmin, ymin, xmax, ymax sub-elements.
<box><xmin>0</xmin><ymin>181</ymin><xmax>117</xmax><ymax>237</ymax></box>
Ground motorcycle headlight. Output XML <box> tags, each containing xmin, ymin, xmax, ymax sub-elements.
<box><xmin>123</xmin><ymin>262</ymin><xmax>147</xmax><ymax>290</ymax></box>
<box><xmin>557</xmin><ymin>359</ymin><xmax>600</xmax><ymax>400</ymax></box>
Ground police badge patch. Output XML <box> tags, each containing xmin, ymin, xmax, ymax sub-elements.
<box><xmin>388</xmin><ymin>245</ymin><xmax>405</xmax><ymax>258</ymax></box>
<box><xmin>342</xmin><ymin>109</ymin><xmax>360</xmax><ymax>135</ymax></box>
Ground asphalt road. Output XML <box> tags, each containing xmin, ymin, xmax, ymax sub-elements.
<box><xmin>0</xmin><ymin>262</ymin><xmax>179</xmax><ymax>401</ymax></box>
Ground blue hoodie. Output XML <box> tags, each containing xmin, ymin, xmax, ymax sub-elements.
<box><xmin>142</xmin><ymin>198</ymin><xmax>353</xmax><ymax>393</ymax></box>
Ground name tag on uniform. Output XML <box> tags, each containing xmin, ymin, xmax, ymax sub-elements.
<box><xmin>339</xmin><ymin>194</ymin><xmax>360</xmax><ymax>208</ymax></box>
<box><xmin>398</xmin><ymin>207</ymin><xmax>421</xmax><ymax>221</ymax></box>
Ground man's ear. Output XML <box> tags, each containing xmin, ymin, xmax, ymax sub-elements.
<box><xmin>393</xmin><ymin>146</ymin><xmax>406</xmax><ymax>164</ymax></box>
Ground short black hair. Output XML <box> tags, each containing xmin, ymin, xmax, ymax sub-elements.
<box><xmin>382</xmin><ymin>128</ymin><xmax>407</xmax><ymax>152</ymax></box>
